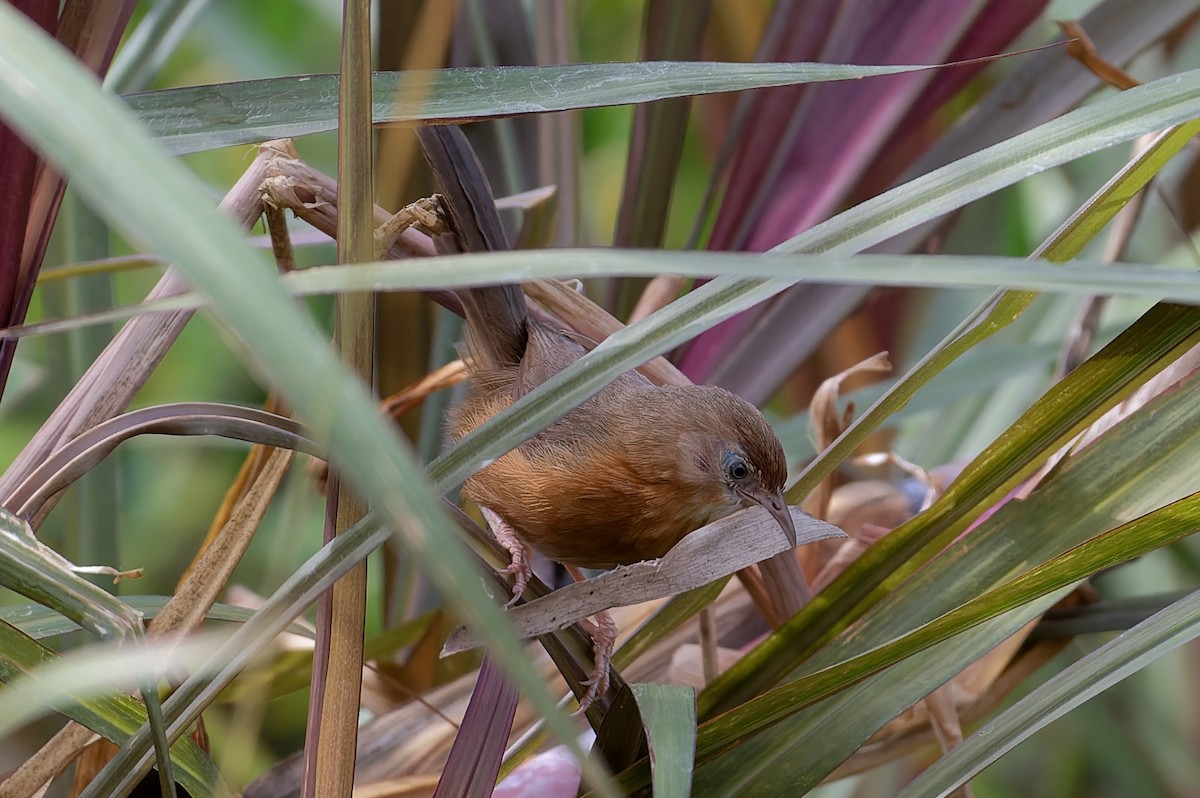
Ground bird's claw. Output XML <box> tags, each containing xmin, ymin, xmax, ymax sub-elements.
<box><xmin>502</xmin><ymin>553</ymin><xmax>531</xmax><ymax>608</ymax></box>
<box><xmin>574</xmin><ymin>609</ymin><xmax>617</xmax><ymax>714</ymax></box>
<box><xmin>574</xmin><ymin>673</ymin><xmax>608</xmax><ymax>716</ymax></box>
<box><xmin>480</xmin><ymin>507</ymin><xmax>531</xmax><ymax>607</ymax></box>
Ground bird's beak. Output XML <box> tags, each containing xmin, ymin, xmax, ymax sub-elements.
<box><xmin>746</xmin><ymin>487</ymin><xmax>797</xmax><ymax>548</ymax></box>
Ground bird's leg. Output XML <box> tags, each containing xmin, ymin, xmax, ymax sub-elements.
<box><xmin>565</xmin><ymin>564</ymin><xmax>616</xmax><ymax>714</ymax></box>
<box><xmin>479</xmin><ymin>506</ymin><xmax>531</xmax><ymax>607</ymax></box>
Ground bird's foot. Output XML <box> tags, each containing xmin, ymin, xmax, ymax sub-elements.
<box><xmin>574</xmin><ymin>609</ymin><xmax>617</xmax><ymax>714</ymax></box>
<box><xmin>501</xmin><ymin>554</ymin><xmax>531</xmax><ymax>609</ymax></box>
<box><xmin>480</xmin><ymin>507</ymin><xmax>531</xmax><ymax>607</ymax></box>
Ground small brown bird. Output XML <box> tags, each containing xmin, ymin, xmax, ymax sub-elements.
<box><xmin>419</xmin><ymin>126</ymin><xmax>795</xmax><ymax>710</ymax></box>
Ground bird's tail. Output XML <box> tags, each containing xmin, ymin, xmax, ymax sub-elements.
<box><xmin>416</xmin><ymin>125</ymin><xmax>527</xmax><ymax>370</ymax></box>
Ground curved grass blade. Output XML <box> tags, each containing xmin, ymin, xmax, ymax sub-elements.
<box><xmin>130</xmin><ymin>62</ymin><xmax>930</xmax><ymax>155</ymax></box>
<box><xmin>7</xmin><ymin>402</ymin><xmax>317</xmax><ymax>519</ymax></box>
<box><xmin>0</xmin><ymin>597</ymin><xmax>315</xmax><ymax>640</ymax></box>
<box><xmin>0</xmin><ymin>507</ymin><xmax>141</xmax><ymax>641</ymax></box>
<box><xmin>691</xmin><ymin>487</ymin><xmax>1200</xmax><ymax>772</ymax></box>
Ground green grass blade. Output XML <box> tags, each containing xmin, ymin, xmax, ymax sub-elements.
<box><xmin>629</xmin><ymin>683</ymin><xmax>697</xmax><ymax>798</ymax></box>
<box><xmin>0</xmin><ymin>509</ymin><xmax>141</xmax><ymax>641</ymax></box>
<box><xmin>129</xmin><ymin>62</ymin><xmax>930</xmax><ymax>155</ymax></box>
<box><xmin>694</xmin><ymin>488</ymin><xmax>1200</xmax><ymax>767</ymax></box>
<box><xmin>689</xmin><ymin>353</ymin><xmax>1200</xmax><ymax>791</ymax></box>
<box><xmin>16</xmin><ymin>251</ymin><xmax>1200</xmax><ymax>341</ymax></box>
<box><xmin>0</xmin><ymin>597</ymin><xmax>315</xmax><ymax>640</ymax></box>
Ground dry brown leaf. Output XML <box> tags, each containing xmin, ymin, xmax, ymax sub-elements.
<box><xmin>69</xmin><ymin>739</ymin><xmax>118</xmax><ymax>798</ymax></box>
<box><xmin>803</xmin><ymin>350</ymin><xmax>893</xmax><ymax>585</ymax></box>
<box><xmin>443</xmin><ymin>507</ymin><xmax>845</xmax><ymax>654</ymax></box>
<box><xmin>189</xmin><ymin>393</ymin><xmax>291</xmax><ymax>579</ymax></box>
<box><xmin>809</xmin><ymin>352</ymin><xmax>893</xmax><ymax>454</ymax></box>
<box><xmin>1059</xmin><ymin>20</ymin><xmax>1140</xmax><ymax>91</ymax></box>
<box><xmin>628</xmin><ymin>275</ymin><xmax>688</xmax><ymax>324</ymax></box>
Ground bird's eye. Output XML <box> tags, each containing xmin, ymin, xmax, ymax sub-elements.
<box><xmin>724</xmin><ymin>452</ymin><xmax>750</xmax><ymax>481</ymax></box>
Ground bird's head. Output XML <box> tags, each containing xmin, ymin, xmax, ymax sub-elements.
<box><xmin>673</xmin><ymin>386</ymin><xmax>795</xmax><ymax>547</ymax></box>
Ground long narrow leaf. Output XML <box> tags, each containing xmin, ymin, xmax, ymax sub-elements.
<box><xmin>0</xmin><ymin>597</ymin><xmax>314</xmax><ymax>640</ymax></box>
<box><xmin>12</xmin><ymin>251</ymin><xmax>1200</xmax><ymax>340</ymax></box>
<box><xmin>130</xmin><ymin>62</ymin><xmax>932</xmax><ymax>155</ymax></box>
<box><xmin>695</xmin><ymin>487</ymin><xmax>1200</xmax><ymax>766</ymax></box>
<box><xmin>629</xmin><ymin>683</ymin><xmax>697</xmax><ymax>798</ymax></box>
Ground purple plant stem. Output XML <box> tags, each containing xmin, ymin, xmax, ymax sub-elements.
<box><xmin>433</xmin><ymin>656</ymin><xmax>521</xmax><ymax>798</ymax></box>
